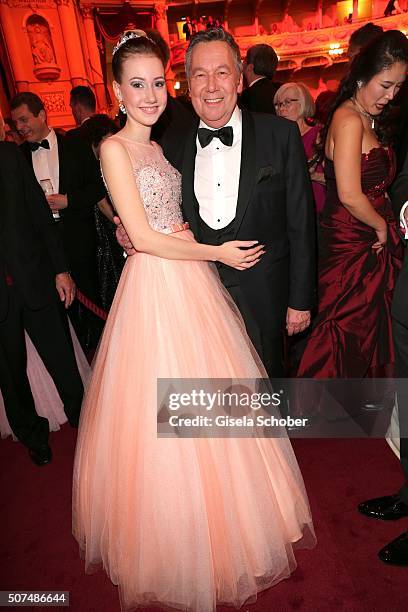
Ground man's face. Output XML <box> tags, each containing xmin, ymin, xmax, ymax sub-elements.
<box><xmin>188</xmin><ymin>41</ymin><xmax>242</xmax><ymax>128</ymax></box>
<box><xmin>11</xmin><ymin>104</ymin><xmax>48</xmax><ymax>142</ymax></box>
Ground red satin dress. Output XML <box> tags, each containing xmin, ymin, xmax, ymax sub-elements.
<box><xmin>297</xmin><ymin>146</ymin><xmax>403</xmax><ymax>378</ymax></box>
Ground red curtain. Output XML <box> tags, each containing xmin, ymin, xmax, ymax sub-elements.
<box><xmin>95</xmin><ymin>2</ymin><xmax>154</xmax><ymax>43</ymax></box>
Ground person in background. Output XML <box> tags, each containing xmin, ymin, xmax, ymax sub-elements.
<box><xmin>348</xmin><ymin>22</ymin><xmax>383</xmax><ymax>60</ymax></box>
<box><xmin>182</xmin><ymin>16</ymin><xmax>193</xmax><ymax>41</ymax></box>
<box><xmin>394</xmin><ymin>81</ymin><xmax>408</xmax><ymax>175</ymax></box>
<box><xmin>4</xmin><ymin>118</ymin><xmax>24</xmax><ymax>145</ymax></box>
<box><xmin>384</xmin><ymin>0</ymin><xmax>403</xmax><ymax>16</ymax></box>
<box><xmin>67</xmin><ymin>86</ymin><xmax>97</xmax><ymax>142</ymax></box>
<box><xmin>296</xmin><ymin>30</ymin><xmax>407</xmax><ymax>379</ymax></box>
<box><xmin>0</xmin><ymin>114</ymin><xmax>84</xmax><ymax>465</ymax></box>
<box><xmin>206</xmin><ymin>15</ymin><xmax>214</xmax><ymax>28</ymax></box>
<box><xmin>197</xmin><ymin>17</ymin><xmax>206</xmax><ymax>31</ymax></box>
<box><xmin>86</xmin><ymin>114</ymin><xmax>125</xmax><ymax>310</ymax></box>
<box><xmin>274</xmin><ymin>82</ymin><xmax>326</xmax><ymax>216</ymax></box>
<box><xmin>357</xmin><ymin>145</ymin><xmax>408</xmax><ymax>567</ymax></box>
<box><xmin>10</xmin><ymin>92</ymin><xmax>105</xmax><ymax>353</ymax></box>
<box><xmin>314</xmin><ymin>90</ymin><xmax>336</xmax><ymax>125</ymax></box>
<box><xmin>240</xmin><ymin>43</ymin><xmax>280</xmax><ymax>115</ymax></box>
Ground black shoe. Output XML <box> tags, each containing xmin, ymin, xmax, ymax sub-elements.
<box><xmin>358</xmin><ymin>495</ymin><xmax>408</xmax><ymax>520</ymax></box>
<box><xmin>378</xmin><ymin>531</ymin><xmax>408</xmax><ymax>566</ymax></box>
<box><xmin>28</xmin><ymin>443</ymin><xmax>52</xmax><ymax>466</ymax></box>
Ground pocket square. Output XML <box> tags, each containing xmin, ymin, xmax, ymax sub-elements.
<box><xmin>257</xmin><ymin>165</ymin><xmax>280</xmax><ymax>182</ymax></box>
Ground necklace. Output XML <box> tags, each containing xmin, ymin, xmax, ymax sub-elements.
<box><xmin>352</xmin><ymin>98</ymin><xmax>376</xmax><ymax>130</ymax></box>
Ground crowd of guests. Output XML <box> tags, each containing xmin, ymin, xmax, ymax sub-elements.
<box><xmin>182</xmin><ymin>15</ymin><xmax>225</xmax><ymax>40</ymax></box>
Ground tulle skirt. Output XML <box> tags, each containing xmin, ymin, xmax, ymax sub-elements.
<box><xmin>72</xmin><ymin>230</ymin><xmax>315</xmax><ymax>612</ymax></box>
<box><xmin>0</xmin><ymin>321</ymin><xmax>90</xmax><ymax>438</ymax></box>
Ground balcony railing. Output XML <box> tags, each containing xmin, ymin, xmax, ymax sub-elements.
<box><xmin>170</xmin><ymin>13</ymin><xmax>408</xmax><ymax>71</ymax></box>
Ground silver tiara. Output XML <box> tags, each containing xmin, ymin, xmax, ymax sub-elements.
<box><xmin>112</xmin><ymin>31</ymin><xmax>154</xmax><ymax>56</ymax></box>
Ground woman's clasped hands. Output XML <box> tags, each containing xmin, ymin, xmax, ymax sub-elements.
<box><xmin>217</xmin><ymin>241</ymin><xmax>265</xmax><ymax>270</ymax></box>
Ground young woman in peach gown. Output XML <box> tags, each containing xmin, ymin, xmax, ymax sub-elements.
<box><xmin>72</xmin><ymin>31</ymin><xmax>315</xmax><ymax>612</ymax></box>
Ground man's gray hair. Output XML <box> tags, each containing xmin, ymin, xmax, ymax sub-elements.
<box><xmin>185</xmin><ymin>28</ymin><xmax>242</xmax><ymax>79</ymax></box>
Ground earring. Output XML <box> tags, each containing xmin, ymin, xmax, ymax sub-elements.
<box><xmin>357</xmin><ymin>80</ymin><xmax>363</xmax><ymax>89</ymax></box>
<box><xmin>118</xmin><ymin>100</ymin><xmax>127</xmax><ymax>114</ymax></box>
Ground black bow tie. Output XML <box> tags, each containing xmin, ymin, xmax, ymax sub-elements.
<box><xmin>198</xmin><ymin>126</ymin><xmax>233</xmax><ymax>148</ymax></box>
<box><xmin>29</xmin><ymin>139</ymin><xmax>50</xmax><ymax>152</ymax></box>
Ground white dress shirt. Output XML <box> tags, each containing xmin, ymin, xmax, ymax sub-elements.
<box><xmin>400</xmin><ymin>201</ymin><xmax>408</xmax><ymax>238</ymax></box>
<box><xmin>249</xmin><ymin>76</ymin><xmax>266</xmax><ymax>88</ymax></box>
<box><xmin>32</xmin><ymin>128</ymin><xmax>59</xmax><ymax>193</ymax></box>
<box><xmin>195</xmin><ymin>106</ymin><xmax>242</xmax><ymax>229</ymax></box>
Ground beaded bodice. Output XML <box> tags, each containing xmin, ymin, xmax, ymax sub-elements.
<box><xmin>109</xmin><ymin>135</ymin><xmax>184</xmax><ymax>233</ymax></box>
<box><xmin>325</xmin><ymin>146</ymin><xmax>395</xmax><ymax>203</ymax></box>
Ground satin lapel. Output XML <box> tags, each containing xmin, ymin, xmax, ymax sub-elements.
<box><xmin>233</xmin><ymin>109</ymin><xmax>257</xmax><ymax>238</ymax></box>
<box><xmin>56</xmin><ymin>133</ymin><xmax>67</xmax><ymax>194</ymax></box>
<box><xmin>181</xmin><ymin>121</ymin><xmax>200</xmax><ymax>239</ymax></box>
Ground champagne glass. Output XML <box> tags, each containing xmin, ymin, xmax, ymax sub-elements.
<box><xmin>40</xmin><ymin>179</ymin><xmax>60</xmax><ymax>220</ymax></box>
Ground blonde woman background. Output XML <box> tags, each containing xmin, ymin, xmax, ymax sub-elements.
<box><xmin>274</xmin><ymin>82</ymin><xmax>326</xmax><ymax>215</ymax></box>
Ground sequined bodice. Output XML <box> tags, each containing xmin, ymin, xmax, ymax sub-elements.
<box><xmin>325</xmin><ymin>146</ymin><xmax>395</xmax><ymax>202</ymax></box>
<box><xmin>110</xmin><ymin>135</ymin><xmax>184</xmax><ymax>233</ymax></box>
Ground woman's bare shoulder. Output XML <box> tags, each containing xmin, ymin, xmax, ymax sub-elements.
<box><xmin>332</xmin><ymin>103</ymin><xmax>363</xmax><ymax>132</ymax></box>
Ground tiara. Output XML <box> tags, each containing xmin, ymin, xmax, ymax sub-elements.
<box><xmin>112</xmin><ymin>30</ymin><xmax>155</xmax><ymax>56</ymax></box>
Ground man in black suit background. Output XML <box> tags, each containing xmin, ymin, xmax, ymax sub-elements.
<box><xmin>67</xmin><ymin>85</ymin><xmax>97</xmax><ymax>142</ymax></box>
<box><xmin>117</xmin><ymin>29</ymin><xmax>315</xmax><ymax>377</ymax></box>
<box><xmin>10</xmin><ymin>92</ymin><xmax>105</xmax><ymax>350</ymax></box>
<box><xmin>358</xmin><ymin>149</ymin><xmax>408</xmax><ymax>566</ymax></box>
<box><xmin>0</xmin><ymin>139</ymin><xmax>84</xmax><ymax>465</ymax></box>
<box><xmin>240</xmin><ymin>43</ymin><xmax>281</xmax><ymax>115</ymax></box>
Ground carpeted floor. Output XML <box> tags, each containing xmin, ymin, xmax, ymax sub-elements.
<box><xmin>1</xmin><ymin>430</ymin><xmax>407</xmax><ymax>611</ymax></box>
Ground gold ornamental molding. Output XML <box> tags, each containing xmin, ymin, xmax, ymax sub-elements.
<box><xmin>42</xmin><ymin>90</ymin><xmax>67</xmax><ymax>113</ymax></box>
<box><xmin>0</xmin><ymin>0</ymin><xmax>71</xmax><ymax>6</ymax></box>
<box><xmin>171</xmin><ymin>14</ymin><xmax>408</xmax><ymax>71</ymax></box>
<box><xmin>2</xmin><ymin>0</ymin><xmax>57</xmax><ymax>6</ymax></box>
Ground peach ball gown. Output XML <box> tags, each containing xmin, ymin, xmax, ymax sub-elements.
<box><xmin>72</xmin><ymin>137</ymin><xmax>315</xmax><ymax>612</ymax></box>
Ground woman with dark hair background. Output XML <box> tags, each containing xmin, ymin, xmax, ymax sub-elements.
<box><xmin>296</xmin><ymin>30</ymin><xmax>408</xmax><ymax>379</ymax></box>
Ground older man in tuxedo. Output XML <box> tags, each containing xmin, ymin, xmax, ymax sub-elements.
<box><xmin>180</xmin><ymin>29</ymin><xmax>315</xmax><ymax>376</ymax></box>
<box><xmin>358</xmin><ymin>147</ymin><xmax>408</xmax><ymax>566</ymax></box>
<box><xmin>117</xmin><ymin>28</ymin><xmax>315</xmax><ymax>377</ymax></box>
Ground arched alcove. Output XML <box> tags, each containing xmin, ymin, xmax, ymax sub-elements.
<box><xmin>26</xmin><ymin>14</ymin><xmax>61</xmax><ymax>81</ymax></box>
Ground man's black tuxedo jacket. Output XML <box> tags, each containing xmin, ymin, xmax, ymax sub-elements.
<box><xmin>391</xmin><ymin>149</ymin><xmax>408</xmax><ymax>327</ymax></box>
<box><xmin>20</xmin><ymin>132</ymin><xmax>105</xmax><ymax>270</ymax></box>
<box><xmin>0</xmin><ymin>142</ymin><xmax>67</xmax><ymax>321</ymax></box>
<box><xmin>65</xmin><ymin>121</ymin><xmax>91</xmax><ymax>143</ymax></box>
<box><xmin>239</xmin><ymin>78</ymin><xmax>281</xmax><ymax>115</ymax></box>
<box><xmin>179</xmin><ymin>109</ymin><xmax>316</xmax><ymax>336</ymax></box>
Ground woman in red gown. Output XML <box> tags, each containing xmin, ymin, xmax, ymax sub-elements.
<box><xmin>297</xmin><ymin>30</ymin><xmax>408</xmax><ymax>379</ymax></box>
